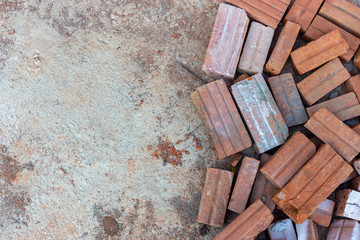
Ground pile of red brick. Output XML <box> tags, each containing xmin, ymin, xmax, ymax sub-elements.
<box><xmin>192</xmin><ymin>0</ymin><xmax>360</xmax><ymax>239</ymax></box>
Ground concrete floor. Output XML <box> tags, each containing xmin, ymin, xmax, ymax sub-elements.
<box><xmin>1</xmin><ymin>0</ymin><xmax>360</xmax><ymax>239</ymax></box>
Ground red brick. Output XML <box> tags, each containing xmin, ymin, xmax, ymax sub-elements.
<box><xmin>306</xmin><ymin>92</ymin><xmax>360</xmax><ymax>121</ymax></box>
<box><xmin>346</xmin><ymin>75</ymin><xmax>360</xmax><ymax>102</ymax></box>
<box><xmin>295</xmin><ymin>219</ymin><xmax>319</xmax><ymax>240</ymax></box>
<box><xmin>304</xmin><ymin>107</ymin><xmax>360</xmax><ymax>162</ymax></box>
<box><xmin>290</xmin><ymin>29</ymin><xmax>349</xmax><ymax>75</ymax></box>
<box><xmin>268</xmin><ymin>73</ymin><xmax>308</xmax><ymax>127</ymax></box>
<box><xmin>219</xmin><ymin>0</ymin><xmax>291</xmax><ymax>29</ymax></box>
<box><xmin>268</xmin><ymin>219</ymin><xmax>297</xmax><ymax>240</ymax></box>
<box><xmin>214</xmin><ymin>200</ymin><xmax>274</xmax><ymax>240</ymax></box>
<box><xmin>284</xmin><ymin>0</ymin><xmax>324</xmax><ymax>32</ymax></box>
<box><xmin>228</xmin><ymin>157</ymin><xmax>259</xmax><ymax>213</ymax></box>
<box><xmin>349</xmin><ymin>176</ymin><xmax>360</xmax><ymax>191</ymax></box>
<box><xmin>273</xmin><ymin>144</ymin><xmax>353</xmax><ymax>224</ymax></box>
<box><xmin>327</xmin><ymin>219</ymin><xmax>360</xmax><ymax>240</ymax></box>
<box><xmin>352</xmin><ymin>123</ymin><xmax>360</xmax><ymax>134</ymax></box>
<box><xmin>202</xmin><ymin>4</ymin><xmax>249</xmax><ymax>80</ymax></box>
<box><xmin>191</xmin><ymin>80</ymin><xmax>252</xmax><ymax>159</ymax></box>
<box><xmin>265</xmin><ymin>22</ymin><xmax>300</xmax><ymax>75</ymax></box>
<box><xmin>231</xmin><ymin>74</ymin><xmax>289</xmax><ymax>153</ymax></box>
<box><xmin>249</xmin><ymin>154</ymin><xmax>278</xmax><ymax>212</ymax></box>
<box><xmin>238</xmin><ymin>22</ymin><xmax>274</xmax><ymax>74</ymax></box>
<box><xmin>355</xmin><ymin>48</ymin><xmax>360</xmax><ymax>70</ymax></box>
<box><xmin>310</xmin><ymin>199</ymin><xmax>335</xmax><ymax>227</ymax></box>
<box><xmin>303</xmin><ymin>15</ymin><xmax>360</xmax><ymax>62</ymax></box>
<box><xmin>197</xmin><ymin>168</ymin><xmax>234</xmax><ymax>227</ymax></box>
<box><xmin>261</xmin><ymin>132</ymin><xmax>316</xmax><ymax>188</ymax></box>
<box><xmin>319</xmin><ymin>0</ymin><xmax>360</xmax><ymax>38</ymax></box>
<box><xmin>336</xmin><ymin>189</ymin><xmax>360</xmax><ymax>221</ymax></box>
<box><xmin>297</xmin><ymin>58</ymin><xmax>350</xmax><ymax>106</ymax></box>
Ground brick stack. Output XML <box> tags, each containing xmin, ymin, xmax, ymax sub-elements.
<box><xmin>192</xmin><ymin>0</ymin><xmax>360</xmax><ymax>239</ymax></box>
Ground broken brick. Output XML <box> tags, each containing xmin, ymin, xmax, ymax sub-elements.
<box><xmin>268</xmin><ymin>219</ymin><xmax>297</xmax><ymax>240</ymax></box>
<box><xmin>231</xmin><ymin>73</ymin><xmax>289</xmax><ymax>153</ymax></box>
<box><xmin>260</xmin><ymin>131</ymin><xmax>316</xmax><ymax>188</ymax></box>
<box><xmin>191</xmin><ymin>80</ymin><xmax>252</xmax><ymax>159</ymax></box>
<box><xmin>273</xmin><ymin>144</ymin><xmax>353</xmax><ymax>224</ymax></box>
<box><xmin>310</xmin><ymin>199</ymin><xmax>335</xmax><ymax>227</ymax></box>
<box><xmin>304</xmin><ymin>107</ymin><xmax>360</xmax><ymax>162</ymax></box>
<box><xmin>265</xmin><ymin>21</ymin><xmax>300</xmax><ymax>75</ymax></box>
<box><xmin>297</xmin><ymin>58</ymin><xmax>350</xmax><ymax>106</ymax></box>
<box><xmin>284</xmin><ymin>0</ymin><xmax>324</xmax><ymax>32</ymax></box>
<box><xmin>202</xmin><ymin>3</ymin><xmax>249</xmax><ymax>80</ymax></box>
<box><xmin>214</xmin><ymin>200</ymin><xmax>273</xmax><ymax>240</ymax></box>
<box><xmin>268</xmin><ymin>73</ymin><xmax>308</xmax><ymax>126</ymax></box>
<box><xmin>336</xmin><ymin>189</ymin><xmax>360</xmax><ymax>221</ymax></box>
<box><xmin>306</xmin><ymin>92</ymin><xmax>360</xmax><ymax>121</ymax></box>
<box><xmin>290</xmin><ymin>29</ymin><xmax>349</xmax><ymax>75</ymax></box>
<box><xmin>197</xmin><ymin>168</ymin><xmax>234</xmax><ymax>227</ymax></box>
<box><xmin>238</xmin><ymin>22</ymin><xmax>274</xmax><ymax>74</ymax></box>
<box><xmin>228</xmin><ymin>157</ymin><xmax>259</xmax><ymax>213</ymax></box>
<box><xmin>319</xmin><ymin>0</ymin><xmax>360</xmax><ymax>38</ymax></box>
<box><xmin>354</xmin><ymin>159</ymin><xmax>360</xmax><ymax>175</ymax></box>
<box><xmin>303</xmin><ymin>15</ymin><xmax>360</xmax><ymax>62</ymax></box>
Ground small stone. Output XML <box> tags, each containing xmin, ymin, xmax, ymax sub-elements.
<box><xmin>329</xmin><ymin>92</ymin><xmax>338</xmax><ymax>99</ymax></box>
<box><xmin>103</xmin><ymin>216</ymin><xmax>119</xmax><ymax>236</ymax></box>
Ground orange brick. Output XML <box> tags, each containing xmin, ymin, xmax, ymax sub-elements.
<box><xmin>319</xmin><ymin>0</ymin><xmax>360</xmax><ymax>38</ymax></box>
<box><xmin>297</xmin><ymin>58</ymin><xmax>350</xmax><ymax>106</ymax></box>
<box><xmin>265</xmin><ymin>21</ymin><xmax>300</xmax><ymax>75</ymax></box>
<box><xmin>304</xmin><ymin>107</ymin><xmax>360</xmax><ymax>162</ymax></box>
<box><xmin>220</xmin><ymin>0</ymin><xmax>291</xmax><ymax>29</ymax></box>
<box><xmin>290</xmin><ymin>29</ymin><xmax>349</xmax><ymax>75</ymax></box>
<box><xmin>303</xmin><ymin>15</ymin><xmax>360</xmax><ymax>62</ymax></box>
<box><xmin>310</xmin><ymin>199</ymin><xmax>335</xmax><ymax>227</ymax></box>
<box><xmin>342</xmin><ymin>168</ymin><xmax>358</xmax><ymax>184</ymax></box>
<box><xmin>273</xmin><ymin>144</ymin><xmax>353</xmax><ymax>224</ymax></box>
<box><xmin>261</xmin><ymin>132</ymin><xmax>316</xmax><ymax>188</ymax></box>
<box><xmin>197</xmin><ymin>168</ymin><xmax>234</xmax><ymax>227</ymax></box>
<box><xmin>233</xmin><ymin>73</ymin><xmax>249</xmax><ymax>85</ymax></box>
<box><xmin>306</xmin><ymin>93</ymin><xmax>360</xmax><ymax>121</ymax></box>
<box><xmin>228</xmin><ymin>157</ymin><xmax>260</xmax><ymax>213</ymax></box>
<box><xmin>214</xmin><ymin>200</ymin><xmax>273</xmax><ymax>240</ymax></box>
<box><xmin>284</xmin><ymin>0</ymin><xmax>324</xmax><ymax>32</ymax></box>
<box><xmin>249</xmin><ymin>154</ymin><xmax>278</xmax><ymax>212</ymax></box>
<box><xmin>346</xmin><ymin>75</ymin><xmax>360</xmax><ymax>102</ymax></box>
<box><xmin>191</xmin><ymin>80</ymin><xmax>252</xmax><ymax>159</ymax></box>
<box><xmin>355</xmin><ymin>48</ymin><xmax>360</xmax><ymax>70</ymax></box>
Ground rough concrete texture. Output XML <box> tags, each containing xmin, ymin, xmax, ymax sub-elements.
<box><xmin>0</xmin><ymin>1</ymin><xmax>224</xmax><ymax>239</ymax></box>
